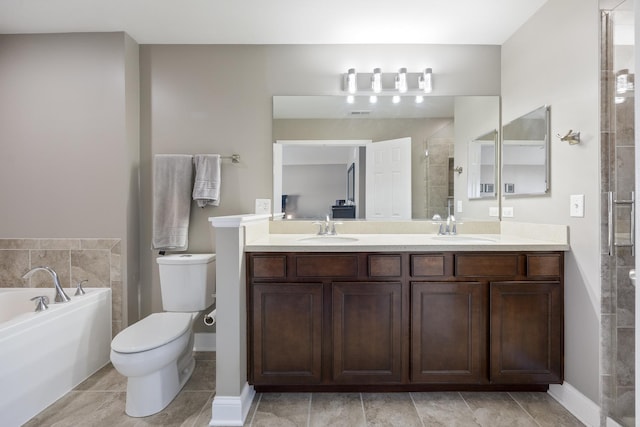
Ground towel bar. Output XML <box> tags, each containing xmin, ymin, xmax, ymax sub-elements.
<box><xmin>222</xmin><ymin>154</ymin><xmax>240</xmax><ymax>163</ymax></box>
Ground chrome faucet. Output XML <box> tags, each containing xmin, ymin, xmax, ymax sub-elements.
<box><xmin>437</xmin><ymin>200</ymin><xmax>457</xmax><ymax>235</ymax></box>
<box><xmin>314</xmin><ymin>215</ymin><xmax>340</xmax><ymax>236</ymax></box>
<box><xmin>23</xmin><ymin>266</ymin><xmax>71</xmax><ymax>303</ymax></box>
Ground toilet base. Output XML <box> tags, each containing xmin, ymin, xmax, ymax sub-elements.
<box><xmin>124</xmin><ymin>353</ymin><xmax>195</xmax><ymax>417</ymax></box>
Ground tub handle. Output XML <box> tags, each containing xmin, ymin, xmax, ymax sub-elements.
<box><xmin>75</xmin><ymin>279</ymin><xmax>88</xmax><ymax>296</ymax></box>
<box><xmin>30</xmin><ymin>295</ymin><xmax>49</xmax><ymax>312</ymax></box>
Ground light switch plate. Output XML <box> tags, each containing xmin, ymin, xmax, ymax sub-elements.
<box><xmin>502</xmin><ymin>207</ymin><xmax>514</xmax><ymax>218</ymax></box>
<box><xmin>570</xmin><ymin>194</ymin><xmax>584</xmax><ymax>217</ymax></box>
<box><xmin>457</xmin><ymin>200</ymin><xmax>463</xmax><ymax>213</ymax></box>
<box><xmin>255</xmin><ymin>199</ymin><xmax>271</xmax><ymax>214</ymax></box>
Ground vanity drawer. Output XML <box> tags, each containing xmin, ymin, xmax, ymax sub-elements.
<box><xmin>527</xmin><ymin>254</ymin><xmax>562</xmax><ymax>278</ymax></box>
<box><xmin>455</xmin><ymin>254</ymin><xmax>519</xmax><ymax>277</ymax></box>
<box><xmin>295</xmin><ymin>255</ymin><xmax>358</xmax><ymax>278</ymax></box>
<box><xmin>411</xmin><ymin>254</ymin><xmax>446</xmax><ymax>277</ymax></box>
<box><xmin>251</xmin><ymin>255</ymin><xmax>287</xmax><ymax>279</ymax></box>
<box><xmin>368</xmin><ymin>254</ymin><xmax>402</xmax><ymax>278</ymax></box>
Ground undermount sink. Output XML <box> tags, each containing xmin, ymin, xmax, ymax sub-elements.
<box><xmin>298</xmin><ymin>236</ymin><xmax>359</xmax><ymax>244</ymax></box>
<box><xmin>430</xmin><ymin>235</ymin><xmax>497</xmax><ymax>243</ymax></box>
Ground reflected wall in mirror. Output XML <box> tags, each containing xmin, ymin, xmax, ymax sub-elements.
<box><xmin>273</xmin><ymin>95</ymin><xmax>500</xmax><ymax>220</ymax></box>
<box><xmin>501</xmin><ymin>105</ymin><xmax>551</xmax><ymax>197</ymax></box>
<box><xmin>467</xmin><ymin>130</ymin><xmax>497</xmax><ymax>200</ymax></box>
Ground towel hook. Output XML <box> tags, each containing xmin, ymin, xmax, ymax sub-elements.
<box><xmin>557</xmin><ymin>130</ymin><xmax>580</xmax><ymax>145</ymax></box>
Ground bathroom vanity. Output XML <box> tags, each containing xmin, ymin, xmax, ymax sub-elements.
<box><xmin>245</xmin><ymin>233</ymin><xmax>566</xmax><ymax>392</ymax></box>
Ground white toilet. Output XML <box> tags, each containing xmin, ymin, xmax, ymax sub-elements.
<box><xmin>110</xmin><ymin>253</ymin><xmax>215</xmax><ymax>417</ymax></box>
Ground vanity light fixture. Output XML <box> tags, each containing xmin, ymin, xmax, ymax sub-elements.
<box><xmin>395</xmin><ymin>68</ymin><xmax>408</xmax><ymax>93</ymax></box>
<box><xmin>419</xmin><ymin>68</ymin><xmax>433</xmax><ymax>93</ymax></box>
<box><xmin>342</xmin><ymin>67</ymin><xmax>434</xmax><ymax>103</ymax></box>
<box><xmin>371</xmin><ymin>68</ymin><xmax>382</xmax><ymax>93</ymax></box>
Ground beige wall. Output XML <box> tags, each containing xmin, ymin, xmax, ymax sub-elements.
<box><xmin>501</xmin><ymin>0</ymin><xmax>600</xmax><ymax>402</ymax></box>
<box><xmin>0</xmin><ymin>32</ymin><xmax>140</xmax><ymax>326</ymax></box>
<box><xmin>139</xmin><ymin>44</ymin><xmax>501</xmax><ymax>323</ymax></box>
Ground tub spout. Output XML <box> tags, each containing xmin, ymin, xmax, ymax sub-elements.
<box><xmin>23</xmin><ymin>266</ymin><xmax>71</xmax><ymax>303</ymax></box>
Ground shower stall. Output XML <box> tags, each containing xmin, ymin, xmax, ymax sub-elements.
<box><xmin>600</xmin><ymin>1</ymin><xmax>636</xmax><ymax>426</ymax></box>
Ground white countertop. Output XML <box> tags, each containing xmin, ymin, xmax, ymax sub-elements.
<box><xmin>244</xmin><ymin>233</ymin><xmax>570</xmax><ymax>252</ymax></box>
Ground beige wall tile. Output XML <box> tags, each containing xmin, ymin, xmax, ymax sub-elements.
<box><xmin>0</xmin><ymin>250</ymin><xmax>30</xmax><ymax>286</ymax></box>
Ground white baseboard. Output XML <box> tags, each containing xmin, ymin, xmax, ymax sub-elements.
<box><xmin>548</xmin><ymin>383</ymin><xmax>600</xmax><ymax>427</ymax></box>
<box><xmin>194</xmin><ymin>332</ymin><xmax>216</xmax><ymax>352</ymax></box>
<box><xmin>209</xmin><ymin>382</ymin><xmax>256</xmax><ymax>426</ymax></box>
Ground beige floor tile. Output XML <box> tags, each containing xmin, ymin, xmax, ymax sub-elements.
<box><xmin>309</xmin><ymin>393</ymin><xmax>365</xmax><ymax>427</ymax></box>
<box><xmin>361</xmin><ymin>393</ymin><xmax>422</xmax><ymax>427</ymax></box>
<box><xmin>74</xmin><ymin>363</ymin><xmax>127</xmax><ymax>392</ymax></box>
<box><xmin>250</xmin><ymin>393</ymin><xmax>310</xmax><ymax>427</ymax></box>
<box><xmin>411</xmin><ymin>392</ymin><xmax>481</xmax><ymax>426</ymax></box>
<box><xmin>509</xmin><ymin>392</ymin><xmax>585</xmax><ymax>427</ymax></box>
<box><xmin>460</xmin><ymin>392</ymin><xmax>538</xmax><ymax>427</ymax></box>
<box><xmin>184</xmin><ymin>360</ymin><xmax>216</xmax><ymax>391</ymax></box>
<box><xmin>23</xmin><ymin>391</ymin><xmax>129</xmax><ymax>427</ymax></box>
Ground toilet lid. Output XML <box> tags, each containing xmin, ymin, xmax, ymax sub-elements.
<box><xmin>111</xmin><ymin>312</ymin><xmax>192</xmax><ymax>353</ymax></box>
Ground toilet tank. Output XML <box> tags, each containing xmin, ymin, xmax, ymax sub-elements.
<box><xmin>156</xmin><ymin>254</ymin><xmax>216</xmax><ymax>312</ymax></box>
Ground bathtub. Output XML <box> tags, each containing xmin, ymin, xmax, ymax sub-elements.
<box><xmin>0</xmin><ymin>287</ymin><xmax>111</xmax><ymax>426</ymax></box>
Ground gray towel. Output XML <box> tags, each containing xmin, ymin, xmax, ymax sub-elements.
<box><xmin>192</xmin><ymin>154</ymin><xmax>221</xmax><ymax>208</ymax></box>
<box><xmin>152</xmin><ymin>154</ymin><xmax>193</xmax><ymax>251</ymax></box>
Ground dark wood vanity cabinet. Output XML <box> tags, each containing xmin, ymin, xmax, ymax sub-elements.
<box><xmin>411</xmin><ymin>281</ymin><xmax>486</xmax><ymax>384</ymax></box>
<box><xmin>247</xmin><ymin>251</ymin><xmax>564</xmax><ymax>391</ymax></box>
<box><xmin>251</xmin><ymin>283</ymin><xmax>323</xmax><ymax>385</ymax></box>
<box><xmin>332</xmin><ymin>282</ymin><xmax>403</xmax><ymax>384</ymax></box>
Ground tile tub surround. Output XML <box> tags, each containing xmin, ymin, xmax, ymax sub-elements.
<box><xmin>24</xmin><ymin>353</ymin><xmax>585</xmax><ymax>427</ymax></box>
<box><xmin>0</xmin><ymin>238</ymin><xmax>122</xmax><ymax>337</ymax></box>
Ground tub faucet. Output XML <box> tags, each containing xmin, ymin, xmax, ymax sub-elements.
<box><xmin>23</xmin><ymin>266</ymin><xmax>71</xmax><ymax>303</ymax></box>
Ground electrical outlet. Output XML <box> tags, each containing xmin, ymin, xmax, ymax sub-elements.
<box><xmin>502</xmin><ymin>206</ymin><xmax>514</xmax><ymax>218</ymax></box>
<box><xmin>457</xmin><ymin>200</ymin><xmax>463</xmax><ymax>213</ymax></box>
<box><xmin>255</xmin><ymin>199</ymin><xmax>271</xmax><ymax>214</ymax></box>
<box><xmin>570</xmin><ymin>194</ymin><xmax>584</xmax><ymax>217</ymax></box>
<box><xmin>489</xmin><ymin>207</ymin><xmax>499</xmax><ymax>217</ymax></box>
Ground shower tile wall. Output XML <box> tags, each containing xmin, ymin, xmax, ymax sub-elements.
<box><xmin>0</xmin><ymin>238</ymin><xmax>123</xmax><ymax>337</ymax></box>
<box><xmin>425</xmin><ymin>137</ymin><xmax>454</xmax><ymax>219</ymax></box>
<box><xmin>600</xmin><ymin>6</ymin><xmax>635</xmax><ymax>427</ymax></box>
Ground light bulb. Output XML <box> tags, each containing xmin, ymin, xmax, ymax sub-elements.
<box><xmin>392</xmin><ymin>95</ymin><xmax>401</xmax><ymax>104</ymax></box>
<box><xmin>371</xmin><ymin>68</ymin><xmax>382</xmax><ymax>93</ymax></box>
<box><xmin>415</xmin><ymin>95</ymin><xmax>424</xmax><ymax>103</ymax></box>
<box><xmin>395</xmin><ymin>68</ymin><xmax>408</xmax><ymax>93</ymax></box>
<box><xmin>419</xmin><ymin>68</ymin><xmax>432</xmax><ymax>93</ymax></box>
<box><xmin>369</xmin><ymin>95</ymin><xmax>378</xmax><ymax>104</ymax></box>
<box><xmin>346</xmin><ymin>95</ymin><xmax>355</xmax><ymax>104</ymax></box>
<box><xmin>347</xmin><ymin>68</ymin><xmax>357</xmax><ymax>94</ymax></box>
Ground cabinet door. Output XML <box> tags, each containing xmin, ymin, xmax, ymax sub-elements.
<box><xmin>490</xmin><ymin>281</ymin><xmax>563</xmax><ymax>384</ymax></box>
<box><xmin>411</xmin><ymin>282</ymin><xmax>486</xmax><ymax>383</ymax></box>
<box><xmin>332</xmin><ymin>282</ymin><xmax>403</xmax><ymax>383</ymax></box>
<box><xmin>251</xmin><ymin>283</ymin><xmax>323</xmax><ymax>385</ymax></box>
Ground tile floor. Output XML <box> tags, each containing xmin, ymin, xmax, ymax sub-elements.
<box><xmin>24</xmin><ymin>352</ymin><xmax>586</xmax><ymax>427</ymax></box>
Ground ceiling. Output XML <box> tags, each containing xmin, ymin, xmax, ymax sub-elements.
<box><xmin>0</xmin><ymin>0</ymin><xmax>549</xmax><ymax>45</ymax></box>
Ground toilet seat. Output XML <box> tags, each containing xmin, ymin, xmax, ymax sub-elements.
<box><xmin>111</xmin><ymin>312</ymin><xmax>192</xmax><ymax>353</ymax></box>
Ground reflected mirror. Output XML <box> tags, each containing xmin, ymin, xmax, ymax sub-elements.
<box><xmin>273</xmin><ymin>95</ymin><xmax>500</xmax><ymax>220</ymax></box>
<box><xmin>467</xmin><ymin>129</ymin><xmax>497</xmax><ymax>200</ymax></box>
<box><xmin>501</xmin><ymin>105</ymin><xmax>550</xmax><ymax>197</ymax></box>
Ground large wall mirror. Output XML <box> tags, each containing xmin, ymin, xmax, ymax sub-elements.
<box><xmin>501</xmin><ymin>105</ymin><xmax>551</xmax><ymax>197</ymax></box>
<box><xmin>273</xmin><ymin>95</ymin><xmax>500</xmax><ymax>221</ymax></box>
